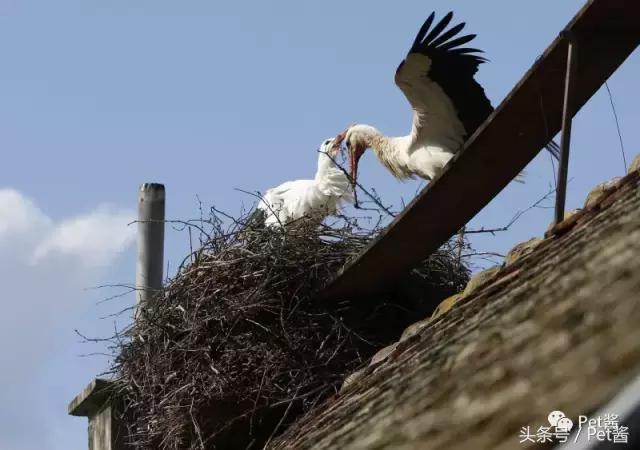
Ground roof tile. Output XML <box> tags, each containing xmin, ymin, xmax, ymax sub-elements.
<box><xmin>504</xmin><ymin>237</ymin><xmax>543</xmax><ymax>266</ymax></box>
<box><xmin>629</xmin><ymin>153</ymin><xmax>640</xmax><ymax>173</ymax></box>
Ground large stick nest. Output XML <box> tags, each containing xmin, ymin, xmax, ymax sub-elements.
<box><xmin>113</xmin><ymin>211</ymin><xmax>469</xmax><ymax>449</ymax></box>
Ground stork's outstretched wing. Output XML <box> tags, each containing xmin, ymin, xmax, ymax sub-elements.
<box><xmin>396</xmin><ymin>12</ymin><xmax>493</xmax><ymax>138</ymax></box>
<box><xmin>396</xmin><ymin>12</ymin><xmax>560</xmax><ymax>159</ymax></box>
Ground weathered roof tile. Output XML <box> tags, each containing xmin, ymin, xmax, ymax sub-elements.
<box><xmin>399</xmin><ymin>317</ymin><xmax>432</xmax><ymax>343</ymax></box>
<box><xmin>629</xmin><ymin>153</ymin><xmax>640</xmax><ymax>173</ymax></box>
<box><xmin>369</xmin><ymin>342</ymin><xmax>399</xmax><ymax>367</ymax></box>
<box><xmin>339</xmin><ymin>368</ymin><xmax>368</xmax><ymax>395</ymax></box>
<box><xmin>505</xmin><ymin>237</ymin><xmax>542</xmax><ymax>266</ymax></box>
<box><xmin>461</xmin><ymin>266</ymin><xmax>501</xmax><ymax>298</ymax></box>
<box><xmin>430</xmin><ymin>294</ymin><xmax>461</xmax><ymax>320</ymax></box>
<box><xmin>545</xmin><ymin>208</ymin><xmax>583</xmax><ymax>236</ymax></box>
<box><xmin>584</xmin><ymin>177</ymin><xmax>622</xmax><ymax>209</ymax></box>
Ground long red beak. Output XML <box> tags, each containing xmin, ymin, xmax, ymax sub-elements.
<box><xmin>332</xmin><ymin>129</ymin><xmax>347</xmax><ymax>154</ymax></box>
<box><xmin>349</xmin><ymin>144</ymin><xmax>365</xmax><ymax>188</ymax></box>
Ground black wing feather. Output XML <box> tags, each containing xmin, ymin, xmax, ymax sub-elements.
<box><xmin>404</xmin><ymin>11</ymin><xmax>559</xmax><ymax>159</ymax></box>
<box><xmin>438</xmin><ymin>34</ymin><xmax>477</xmax><ymax>51</ymax></box>
<box><xmin>449</xmin><ymin>47</ymin><xmax>485</xmax><ymax>55</ymax></box>
<box><xmin>411</xmin><ymin>12</ymin><xmax>435</xmax><ymax>50</ymax></box>
<box><xmin>408</xmin><ymin>11</ymin><xmax>493</xmax><ymax>139</ymax></box>
<box><xmin>420</xmin><ymin>11</ymin><xmax>453</xmax><ymax>46</ymax></box>
<box><xmin>429</xmin><ymin>22</ymin><xmax>466</xmax><ymax>48</ymax></box>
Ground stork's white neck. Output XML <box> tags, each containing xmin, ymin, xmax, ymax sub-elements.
<box><xmin>314</xmin><ymin>151</ymin><xmax>335</xmax><ymax>179</ymax></box>
<box><xmin>350</xmin><ymin>124</ymin><xmax>413</xmax><ymax>179</ymax></box>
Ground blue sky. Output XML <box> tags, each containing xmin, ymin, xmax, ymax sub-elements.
<box><xmin>0</xmin><ymin>1</ymin><xmax>637</xmax><ymax>448</ymax></box>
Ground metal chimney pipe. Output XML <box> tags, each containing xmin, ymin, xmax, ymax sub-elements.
<box><xmin>135</xmin><ymin>183</ymin><xmax>165</xmax><ymax>306</ymax></box>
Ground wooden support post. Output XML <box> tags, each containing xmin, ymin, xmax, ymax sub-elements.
<box><xmin>555</xmin><ymin>34</ymin><xmax>579</xmax><ymax>225</ymax></box>
<box><xmin>68</xmin><ymin>379</ymin><xmax>127</xmax><ymax>450</ymax></box>
<box><xmin>135</xmin><ymin>183</ymin><xmax>165</xmax><ymax>306</ymax></box>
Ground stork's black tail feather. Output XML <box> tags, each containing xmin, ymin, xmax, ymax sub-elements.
<box><xmin>544</xmin><ymin>140</ymin><xmax>561</xmax><ymax>160</ymax></box>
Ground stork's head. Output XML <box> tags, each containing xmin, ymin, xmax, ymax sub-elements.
<box><xmin>332</xmin><ymin>124</ymin><xmax>375</xmax><ymax>188</ymax></box>
<box><xmin>320</xmin><ymin>137</ymin><xmax>340</xmax><ymax>158</ymax></box>
<box><xmin>315</xmin><ymin>137</ymin><xmax>342</xmax><ymax>174</ymax></box>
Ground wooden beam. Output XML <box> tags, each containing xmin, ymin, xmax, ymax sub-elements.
<box><xmin>68</xmin><ymin>378</ymin><xmax>113</xmax><ymax>417</ymax></box>
<box><xmin>320</xmin><ymin>0</ymin><xmax>640</xmax><ymax>300</ymax></box>
<box><xmin>69</xmin><ymin>379</ymin><xmax>127</xmax><ymax>450</ymax></box>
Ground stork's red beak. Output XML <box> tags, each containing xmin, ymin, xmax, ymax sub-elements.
<box><xmin>349</xmin><ymin>143</ymin><xmax>365</xmax><ymax>188</ymax></box>
<box><xmin>331</xmin><ymin>129</ymin><xmax>347</xmax><ymax>154</ymax></box>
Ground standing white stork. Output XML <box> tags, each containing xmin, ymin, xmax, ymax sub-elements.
<box><xmin>333</xmin><ymin>11</ymin><xmax>559</xmax><ymax>186</ymax></box>
<box><xmin>256</xmin><ymin>138</ymin><xmax>353</xmax><ymax>227</ymax></box>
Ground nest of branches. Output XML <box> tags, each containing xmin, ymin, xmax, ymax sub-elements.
<box><xmin>113</xmin><ymin>209</ymin><xmax>469</xmax><ymax>449</ymax></box>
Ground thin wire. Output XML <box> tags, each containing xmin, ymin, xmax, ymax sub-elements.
<box><xmin>548</xmin><ymin>151</ymin><xmax>557</xmax><ymax>189</ymax></box>
<box><xmin>539</xmin><ymin>89</ymin><xmax>558</xmax><ymax>190</ymax></box>
<box><xmin>604</xmin><ymin>81</ymin><xmax>628</xmax><ymax>173</ymax></box>
<box><xmin>533</xmin><ymin>55</ymin><xmax>558</xmax><ymax>189</ymax></box>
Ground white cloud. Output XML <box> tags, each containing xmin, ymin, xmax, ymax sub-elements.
<box><xmin>31</xmin><ymin>205</ymin><xmax>135</xmax><ymax>267</ymax></box>
<box><xmin>0</xmin><ymin>189</ymin><xmax>51</xmax><ymax>238</ymax></box>
<box><xmin>0</xmin><ymin>189</ymin><xmax>135</xmax><ymax>267</ymax></box>
<box><xmin>0</xmin><ymin>188</ymin><xmax>136</xmax><ymax>450</ymax></box>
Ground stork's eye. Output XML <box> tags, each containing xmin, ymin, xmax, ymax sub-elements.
<box><xmin>345</xmin><ymin>140</ymin><xmax>351</xmax><ymax>149</ymax></box>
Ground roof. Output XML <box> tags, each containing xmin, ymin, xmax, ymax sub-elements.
<box><xmin>271</xmin><ymin>155</ymin><xmax>640</xmax><ymax>450</ymax></box>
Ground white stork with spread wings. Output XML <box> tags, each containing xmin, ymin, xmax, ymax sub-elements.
<box><xmin>256</xmin><ymin>138</ymin><xmax>353</xmax><ymax>227</ymax></box>
<box><xmin>333</xmin><ymin>11</ymin><xmax>559</xmax><ymax>185</ymax></box>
